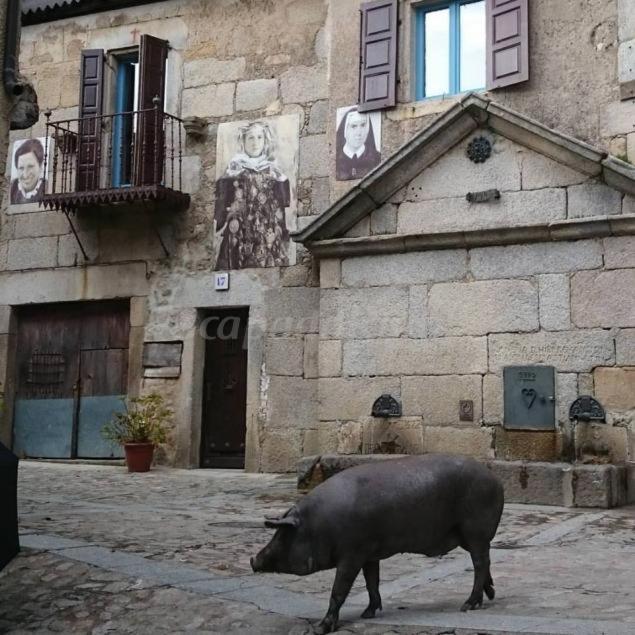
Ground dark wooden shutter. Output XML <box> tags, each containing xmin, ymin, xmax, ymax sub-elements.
<box><xmin>358</xmin><ymin>0</ymin><xmax>398</xmax><ymax>112</ymax></box>
<box><xmin>134</xmin><ymin>34</ymin><xmax>168</xmax><ymax>186</ymax></box>
<box><xmin>486</xmin><ymin>0</ymin><xmax>529</xmax><ymax>90</ymax></box>
<box><xmin>77</xmin><ymin>49</ymin><xmax>104</xmax><ymax>191</ymax></box>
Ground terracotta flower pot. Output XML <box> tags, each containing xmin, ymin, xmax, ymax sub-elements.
<box><xmin>124</xmin><ymin>442</ymin><xmax>155</xmax><ymax>473</ymax></box>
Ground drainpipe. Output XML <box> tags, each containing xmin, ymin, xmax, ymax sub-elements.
<box><xmin>4</xmin><ymin>0</ymin><xmax>39</xmax><ymax>130</ymax></box>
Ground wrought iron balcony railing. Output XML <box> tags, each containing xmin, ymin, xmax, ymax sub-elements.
<box><xmin>42</xmin><ymin>105</ymin><xmax>190</xmax><ymax>213</ymax></box>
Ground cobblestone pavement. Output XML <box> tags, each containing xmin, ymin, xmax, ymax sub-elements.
<box><xmin>1</xmin><ymin>462</ymin><xmax>634</xmax><ymax>634</ymax></box>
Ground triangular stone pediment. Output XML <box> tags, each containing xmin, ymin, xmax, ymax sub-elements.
<box><xmin>294</xmin><ymin>94</ymin><xmax>635</xmax><ymax>249</ymax></box>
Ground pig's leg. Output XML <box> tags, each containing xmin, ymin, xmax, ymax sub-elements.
<box><xmin>360</xmin><ymin>560</ymin><xmax>382</xmax><ymax>618</ymax></box>
<box><xmin>460</xmin><ymin>544</ymin><xmax>490</xmax><ymax>612</ymax></box>
<box><xmin>315</xmin><ymin>561</ymin><xmax>361</xmax><ymax>634</ymax></box>
<box><xmin>484</xmin><ymin>570</ymin><xmax>495</xmax><ymax>600</ymax></box>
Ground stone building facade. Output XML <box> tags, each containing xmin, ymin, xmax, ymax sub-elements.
<box><xmin>0</xmin><ymin>0</ymin><xmax>634</xmax><ymax>488</ymax></box>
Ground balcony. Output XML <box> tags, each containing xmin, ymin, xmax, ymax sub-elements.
<box><xmin>42</xmin><ymin>106</ymin><xmax>191</xmax><ymax>214</ymax></box>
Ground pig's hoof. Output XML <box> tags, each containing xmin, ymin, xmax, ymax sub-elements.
<box><xmin>313</xmin><ymin>619</ymin><xmax>336</xmax><ymax>634</ymax></box>
<box><xmin>484</xmin><ymin>584</ymin><xmax>495</xmax><ymax>600</ymax></box>
<box><xmin>360</xmin><ymin>605</ymin><xmax>380</xmax><ymax>619</ymax></box>
<box><xmin>460</xmin><ymin>597</ymin><xmax>483</xmax><ymax>612</ymax></box>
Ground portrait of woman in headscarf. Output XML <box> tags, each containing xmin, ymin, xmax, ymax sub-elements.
<box><xmin>214</xmin><ymin>120</ymin><xmax>291</xmax><ymax>270</ymax></box>
<box><xmin>335</xmin><ymin>106</ymin><xmax>382</xmax><ymax>181</ymax></box>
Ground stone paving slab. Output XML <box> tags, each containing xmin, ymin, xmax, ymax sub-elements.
<box><xmin>1</xmin><ymin>461</ymin><xmax>635</xmax><ymax>634</ymax></box>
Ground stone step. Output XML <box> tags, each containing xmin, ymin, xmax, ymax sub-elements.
<box><xmin>297</xmin><ymin>454</ymin><xmax>629</xmax><ymax>508</ymax></box>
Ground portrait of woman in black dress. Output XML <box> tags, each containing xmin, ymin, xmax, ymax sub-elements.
<box><xmin>335</xmin><ymin>106</ymin><xmax>382</xmax><ymax>181</ymax></box>
<box><xmin>214</xmin><ymin>119</ymin><xmax>296</xmax><ymax>270</ymax></box>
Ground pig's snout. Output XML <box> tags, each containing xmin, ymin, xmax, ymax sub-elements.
<box><xmin>250</xmin><ymin>554</ymin><xmax>264</xmax><ymax>573</ymax></box>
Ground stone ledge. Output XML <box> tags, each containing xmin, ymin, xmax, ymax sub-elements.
<box><xmin>297</xmin><ymin>454</ymin><xmax>628</xmax><ymax>508</ymax></box>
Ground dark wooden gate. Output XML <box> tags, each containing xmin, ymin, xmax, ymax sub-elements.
<box><xmin>12</xmin><ymin>301</ymin><xmax>130</xmax><ymax>459</ymax></box>
<box><xmin>200</xmin><ymin>308</ymin><xmax>248</xmax><ymax>469</ymax></box>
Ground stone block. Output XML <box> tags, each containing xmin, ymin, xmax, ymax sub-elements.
<box><xmin>624</xmin><ymin>192</ymin><xmax>635</xmax><ymax>214</ymax></box>
<box><xmin>319</xmin><ymin>259</ymin><xmax>340</xmax><ymax>288</ymax></box>
<box><xmin>428</xmin><ymin>279</ymin><xmax>538</xmax><ymax>336</ymax></box>
<box><xmin>567</xmin><ymin>182</ymin><xmax>623</xmax><ymax>218</ymax></box>
<box><xmin>264</xmin><ymin>337</ymin><xmax>304</xmax><ymax>376</ymax></box>
<box><xmin>301</xmin><ymin>424</ymin><xmax>338</xmax><ymax>457</ymax></box>
<box><xmin>11</xmin><ymin>211</ymin><xmax>69</xmax><ymax>238</ymax></box>
<box><xmin>7</xmin><ymin>236</ymin><xmax>57</xmax><ymax>270</ymax></box>
<box><xmin>361</xmin><ymin>417</ymin><xmax>425</xmax><ymax>454</ymax></box>
<box><xmin>521</xmin><ymin>151</ymin><xmax>588</xmax><ymax>189</ymax></box>
<box><xmin>280</xmin><ymin>264</ymin><xmax>310</xmax><ymax>287</ymax></box>
<box><xmin>265</xmin><ymin>287</ymin><xmax>319</xmax><ymax>335</ymax></box>
<box><xmin>180</xmin><ymin>156</ymin><xmax>201</xmax><ymax>194</ymax></box>
<box><xmin>370</xmin><ymin>203</ymin><xmax>398</xmax><ymax>235</ymax></box>
<box><xmin>405</xmin><ymin>134</ymin><xmax>521</xmax><ymax>201</ymax></box>
<box><xmin>578</xmin><ymin>372</ymin><xmax>594</xmax><ymax>395</ymax></box>
<box><xmin>594</xmin><ymin>367</ymin><xmax>635</xmax><ymax>411</ymax></box>
<box><xmin>236</xmin><ymin>79</ymin><xmax>278</xmax><ymax>112</ymax></box>
<box><xmin>260</xmin><ymin>428</ymin><xmax>302</xmax><ymax>473</ymax></box>
<box><xmin>300</xmin><ymin>134</ymin><xmax>329</xmax><ymax>178</ymax></box>
<box><xmin>601</xmin><ymin>100</ymin><xmax>635</xmax><ymax>137</ymax></box>
<box><xmin>571</xmin><ymin>270</ymin><xmax>635</xmax><ymax>328</ymax></box>
<box><xmin>407</xmin><ymin>285</ymin><xmax>428</xmax><ymax>338</ymax></box>
<box><xmin>183</xmin><ymin>57</ymin><xmax>246</xmax><ymax>88</ymax></box>
<box><xmin>470</xmin><ymin>240</ymin><xmax>603</xmax><ymax>280</ymax></box>
<box><xmin>495</xmin><ymin>429</ymin><xmax>560</xmax><ymax>461</ymax></box>
<box><xmin>483</xmin><ymin>374</ymin><xmax>503</xmax><ymax>424</ymax></box>
<box><xmin>57</xmin><ymin>232</ymin><xmax>99</xmax><ymax>266</ymax></box>
<box><xmin>181</xmin><ymin>83</ymin><xmax>234</xmax><ymax>118</ymax></box>
<box><xmin>318</xmin><ymin>340</ymin><xmax>341</xmax><ymax>377</ymax></box>
<box><xmin>304</xmin><ymin>334</ymin><xmax>319</xmax><ymax>379</ymax></box>
<box><xmin>487</xmin><ymin>461</ymin><xmax>572</xmax><ymax>506</ymax></box>
<box><xmin>341</xmin><ymin>250</ymin><xmax>467</xmax><ymax>287</ymax></box>
<box><xmin>266</xmin><ymin>377</ymin><xmax>317</xmax><ymax>428</ymax></box>
<box><xmin>575</xmin><ymin>422</ymin><xmax>629</xmax><ymax>463</ymax></box>
<box><xmin>573</xmin><ymin>464</ymin><xmax>627</xmax><ymax>508</ymax></box>
<box><xmin>609</xmin><ymin>136</ymin><xmax>627</xmax><ymax>158</ymax></box>
<box><xmin>320</xmin><ymin>287</ymin><xmax>408</xmax><ymax>338</ymax></box>
<box><xmin>280</xmin><ymin>64</ymin><xmax>328</xmax><ymax>104</ymax></box>
<box><xmin>344</xmin><ymin>337</ymin><xmax>488</xmax><ymax>376</ymax></box>
<box><xmin>311</xmin><ymin>177</ymin><xmax>330</xmax><ymax>215</ymax></box>
<box><xmin>130</xmin><ymin>297</ymin><xmax>148</xmax><ymax>328</ymax></box>
<box><xmin>98</xmin><ymin>229</ymin><xmax>165</xmax><ymax>264</ymax></box>
<box><xmin>318</xmin><ymin>377</ymin><xmax>400</xmax><ymax>421</ymax></box>
<box><xmin>0</xmin><ymin>306</ymin><xmax>12</xmax><ymax>335</ymax></box>
<box><xmin>616</xmin><ymin>329</ymin><xmax>635</xmax><ymax>364</ymax></box>
<box><xmin>344</xmin><ymin>216</ymin><xmax>370</xmax><ymax>239</ymax></box>
<box><xmin>398</xmin><ymin>189</ymin><xmax>566</xmax><ymax>235</ymax></box>
<box><xmin>0</xmin><ymin>334</ymin><xmax>8</xmax><ymax>388</ymax></box>
<box><xmin>538</xmin><ymin>274</ymin><xmax>571</xmax><ymax>331</ymax></box>
<box><xmin>401</xmin><ymin>375</ymin><xmax>482</xmax><ymax>424</ymax></box>
<box><xmin>337</xmin><ymin>421</ymin><xmax>363</xmax><ymax>454</ymax></box>
<box><xmin>603</xmin><ymin>236</ymin><xmax>635</xmax><ymax>269</ymax></box>
<box><xmin>307</xmin><ymin>100</ymin><xmax>328</xmax><ymax>134</ymax></box>
<box><xmin>488</xmin><ymin>330</ymin><xmax>615</xmax><ymax>373</ymax></box>
<box><xmin>423</xmin><ymin>426</ymin><xmax>495</xmax><ymax>460</ymax></box>
<box><xmin>556</xmin><ymin>373</ymin><xmax>579</xmax><ymax>425</ymax></box>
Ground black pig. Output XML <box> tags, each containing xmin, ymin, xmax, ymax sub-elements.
<box><xmin>251</xmin><ymin>454</ymin><xmax>504</xmax><ymax>634</ymax></box>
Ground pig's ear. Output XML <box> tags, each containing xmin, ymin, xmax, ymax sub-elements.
<box><xmin>264</xmin><ymin>510</ymin><xmax>300</xmax><ymax>529</ymax></box>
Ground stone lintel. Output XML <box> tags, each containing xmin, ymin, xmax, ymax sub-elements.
<box><xmin>305</xmin><ymin>215</ymin><xmax>635</xmax><ymax>260</ymax></box>
<box><xmin>603</xmin><ymin>156</ymin><xmax>635</xmax><ymax>196</ymax></box>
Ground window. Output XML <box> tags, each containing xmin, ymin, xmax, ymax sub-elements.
<box><xmin>415</xmin><ymin>0</ymin><xmax>486</xmax><ymax>100</ymax></box>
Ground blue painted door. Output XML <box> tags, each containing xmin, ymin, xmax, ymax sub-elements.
<box><xmin>12</xmin><ymin>301</ymin><xmax>130</xmax><ymax>459</ymax></box>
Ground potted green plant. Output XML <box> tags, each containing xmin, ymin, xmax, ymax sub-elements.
<box><xmin>102</xmin><ymin>393</ymin><xmax>172</xmax><ymax>472</ymax></box>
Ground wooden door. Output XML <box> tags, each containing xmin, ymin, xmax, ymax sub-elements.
<box><xmin>200</xmin><ymin>308</ymin><xmax>248</xmax><ymax>468</ymax></box>
<box><xmin>12</xmin><ymin>301</ymin><xmax>129</xmax><ymax>459</ymax></box>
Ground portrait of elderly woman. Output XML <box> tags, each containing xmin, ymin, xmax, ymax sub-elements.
<box><xmin>335</xmin><ymin>106</ymin><xmax>381</xmax><ymax>181</ymax></box>
<box><xmin>214</xmin><ymin>116</ymin><xmax>299</xmax><ymax>270</ymax></box>
<box><xmin>10</xmin><ymin>138</ymin><xmax>50</xmax><ymax>205</ymax></box>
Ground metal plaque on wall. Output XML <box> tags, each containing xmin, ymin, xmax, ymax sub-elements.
<box><xmin>503</xmin><ymin>366</ymin><xmax>556</xmax><ymax>430</ymax></box>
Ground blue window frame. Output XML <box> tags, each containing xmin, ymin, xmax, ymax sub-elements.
<box><xmin>111</xmin><ymin>52</ymin><xmax>138</xmax><ymax>187</ymax></box>
<box><xmin>415</xmin><ymin>0</ymin><xmax>486</xmax><ymax>101</ymax></box>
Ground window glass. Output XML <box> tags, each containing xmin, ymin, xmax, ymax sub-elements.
<box><xmin>460</xmin><ymin>1</ymin><xmax>486</xmax><ymax>92</ymax></box>
<box><xmin>425</xmin><ymin>8</ymin><xmax>450</xmax><ymax>97</ymax></box>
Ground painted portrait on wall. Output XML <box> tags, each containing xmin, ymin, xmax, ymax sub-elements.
<box><xmin>9</xmin><ymin>137</ymin><xmax>54</xmax><ymax>206</ymax></box>
<box><xmin>214</xmin><ymin>114</ymin><xmax>300</xmax><ymax>271</ymax></box>
<box><xmin>335</xmin><ymin>106</ymin><xmax>381</xmax><ymax>181</ymax></box>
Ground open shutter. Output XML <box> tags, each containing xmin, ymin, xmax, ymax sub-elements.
<box><xmin>77</xmin><ymin>49</ymin><xmax>104</xmax><ymax>191</ymax></box>
<box><xmin>134</xmin><ymin>34</ymin><xmax>168</xmax><ymax>186</ymax></box>
<box><xmin>358</xmin><ymin>0</ymin><xmax>398</xmax><ymax>112</ymax></box>
<box><xmin>486</xmin><ymin>0</ymin><xmax>529</xmax><ymax>90</ymax></box>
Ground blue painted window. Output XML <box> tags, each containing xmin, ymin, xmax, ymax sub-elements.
<box><xmin>111</xmin><ymin>52</ymin><xmax>139</xmax><ymax>187</ymax></box>
<box><xmin>415</xmin><ymin>0</ymin><xmax>486</xmax><ymax>101</ymax></box>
